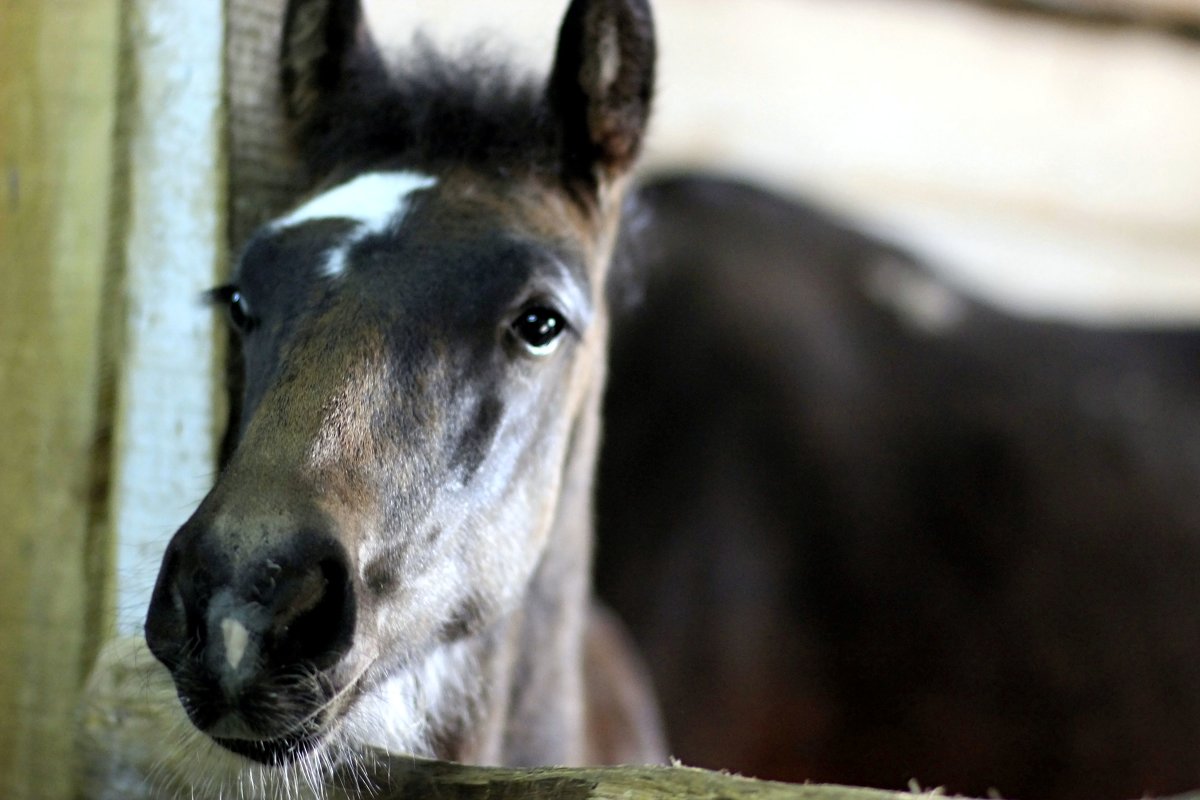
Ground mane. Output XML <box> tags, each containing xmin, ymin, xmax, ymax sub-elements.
<box><xmin>305</xmin><ymin>36</ymin><xmax>563</xmax><ymax>182</ymax></box>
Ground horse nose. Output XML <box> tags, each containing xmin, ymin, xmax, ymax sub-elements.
<box><xmin>145</xmin><ymin>524</ymin><xmax>356</xmax><ymax>692</ymax></box>
<box><xmin>202</xmin><ymin>552</ymin><xmax>355</xmax><ymax>684</ymax></box>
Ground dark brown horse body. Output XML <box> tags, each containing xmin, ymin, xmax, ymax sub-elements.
<box><xmin>598</xmin><ymin>176</ymin><xmax>1200</xmax><ymax>800</ymax></box>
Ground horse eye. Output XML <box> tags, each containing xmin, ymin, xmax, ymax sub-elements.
<box><xmin>206</xmin><ymin>285</ymin><xmax>256</xmax><ymax>333</ymax></box>
<box><xmin>511</xmin><ymin>306</ymin><xmax>566</xmax><ymax>355</ymax></box>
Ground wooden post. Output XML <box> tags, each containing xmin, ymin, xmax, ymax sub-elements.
<box><xmin>1</xmin><ymin>0</ymin><xmax>225</xmax><ymax>796</ymax></box>
<box><xmin>106</xmin><ymin>0</ymin><xmax>225</xmax><ymax>639</ymax></box>
<box><xmin>0</xmin><ymin>2</ymin><xmax>121</xmax><ymax>798</ymax></box>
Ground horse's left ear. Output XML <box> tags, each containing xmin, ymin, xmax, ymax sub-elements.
<box><xmin>547</xmin><ymin>0</ymin><xmax>656</xmax><ymax>186</ymax></box>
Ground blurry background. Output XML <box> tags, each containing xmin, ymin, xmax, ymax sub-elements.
<box><xmin>370</xmin><ymin>0</ymin><xmax>1200</xmax><ymax>322</ymax></box>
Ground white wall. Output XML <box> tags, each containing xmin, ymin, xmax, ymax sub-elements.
<box><xmin>367</xmin><ymin>0</ymin><xmax>1200</xmax><ymax>322</ymax></box>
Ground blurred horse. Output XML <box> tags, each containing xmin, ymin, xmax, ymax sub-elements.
<box><xmin>598</xmin><ymin>174</ymin><xmax>1200</xmax><ymax>800</ymax></box>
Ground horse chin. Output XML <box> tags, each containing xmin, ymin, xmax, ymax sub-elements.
<box><xmin>213</xmin><ymin>728</ymin><xmax>328</xmax><ymax>766</ymax></box>
<box><xmin>202</xmin><ymin>670</ymin><xmax>365</xmax><ymax>768</ymax></box>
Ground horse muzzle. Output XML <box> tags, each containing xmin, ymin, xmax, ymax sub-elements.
<box><xmin>144</xmin><ymin>510</ymin><xmax>360</xmax><ymax>763</ymax></box>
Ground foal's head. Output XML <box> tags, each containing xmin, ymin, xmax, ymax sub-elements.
<box><xmin>144</xmin><ymin>0</ymin><xmax>653</xmax><ymax>770</ymax></box>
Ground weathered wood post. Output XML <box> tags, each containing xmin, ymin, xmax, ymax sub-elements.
<box><xmin>1</xmin><ymin>0</ymin><xmax>224</xmax><ymax>796</ymax></box>
<box><xmin>1</xmin><ymin>3</ymin><xmax>122</xmax><ymax>797</ymax></box>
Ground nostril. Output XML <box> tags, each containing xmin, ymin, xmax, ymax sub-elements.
<box><xmin>146</xmin><ymin>545</ymin><xmax>208</xmax><ymax>669</ymax></box>
<box><xmin>251</xmin><ymin>561</ymin><xmax>283</xmax><ymax>605</ymax></box>
<box><xmin>271</xmin><ymin>557</ymin><xmax>355</xmax><ymax>669</ymax></box>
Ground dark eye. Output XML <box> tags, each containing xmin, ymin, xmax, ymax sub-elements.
<box><xmin>205</xmin><ymin>284</ymin><xmax>256</xmax><ymax>333</ymax></box>
<box><xmin>511</xmin><ymin>306</ymin><xmax>567</xmax><ymax>355</ymax></box>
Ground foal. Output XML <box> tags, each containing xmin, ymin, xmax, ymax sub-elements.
<box><xmin>143</xmin><ymin>0</ymin><xmax>665</xmax><ymax>790</ymax></box>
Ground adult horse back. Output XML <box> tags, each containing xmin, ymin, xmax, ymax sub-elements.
<box><xmin>143</xmin><ymin>0</ymin><xmax>664</xmax><ymax>791</ymax></box>
<box><xmin>597</xmin><ymin>175</ymin><xmax>1200</xmax><ymax>800</ymax></box>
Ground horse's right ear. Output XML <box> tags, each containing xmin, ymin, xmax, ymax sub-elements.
<box><xmin>280</xmin><ymin>0</ymin><xmax>387</xmax><ymax>176</ymax></box>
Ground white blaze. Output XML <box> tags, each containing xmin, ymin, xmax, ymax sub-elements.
<box><xmin>274</xmin><ymin>171</ymin><xmax>438</xmax><ymax>278</ymax></box>
<box><xmin>277</xmin><ymin>171</ymin><xmax>437</xmax><ymax>229</ymax></box>
<box><xmin>221</xmin><ymin>617</ymin><xmax>250</xmax><ymax>671</ymax></box>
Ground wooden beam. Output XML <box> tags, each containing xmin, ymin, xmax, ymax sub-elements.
<box><xmin>340</xmin><ymin>758</ymin><xmax>927</xmax><ymax>800</ymax></box>
<box><xmin>107</xmin><ymin>0</ymin><xmax>225</xmax><ymax>638</ymax></box>
<box><xmin>227</xmin><ymin>0</ymin><xmax>306</xmax><ymax>254</ymax></box>
<box><xmin>0</xmin><ymin>1</ymin><xmax>121</xmax><ymax>798</ymax></box>
<box><xmin>954</xmin><ymin>0</ymin><xmax>1200</xmax><ymax>40</ymax></box>
<box><xmin>1</xmin><ymin>0</ymin><xmax>225</xmax><ymax>795</ymax></box>
<box><xmin>333</xmin><ymin>758</ymin><xmax>1200</xmax><ymax>800</ymax></box>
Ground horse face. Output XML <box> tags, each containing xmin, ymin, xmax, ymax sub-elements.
<box><xmin>144</xmin><ymin>168</ymin><xmax>611</xmax><ymax>763</ymax></box>
<box><xmin>145</xmin><ymin>0</ymin><xmax>653</xmax><ymax>770</ymax></box>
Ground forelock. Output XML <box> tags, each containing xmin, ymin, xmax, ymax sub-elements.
<box><xmin>305</xmin><ymin>36</ymin><xmax>563</xmax><ymax>181</ymax></box>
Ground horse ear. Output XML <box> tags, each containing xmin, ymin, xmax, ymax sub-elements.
<box><xmin>547</xmin><ymin>0</ymin><xmax>656</xmax><ymax>186</ymax></box>
<box><xmin>280</xmin><ymin>0</ymin><xmax>387</xmax><ymax>174</ymax></box>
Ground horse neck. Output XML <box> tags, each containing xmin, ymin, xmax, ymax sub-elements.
<box><xmin>458</xmin><ymin>357</ymin><xmax>608</xmax><ymax>766</ymax></box>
